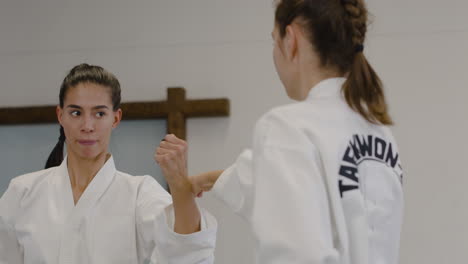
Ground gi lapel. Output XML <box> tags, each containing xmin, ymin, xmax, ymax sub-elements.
<box><xmin>55</xmin><ymin>156</ymin><xmax>116</xmax><ymax>264</ymax></box>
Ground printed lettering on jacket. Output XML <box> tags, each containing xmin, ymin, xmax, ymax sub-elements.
<box><xmin>338</xmin><ymin>134</ymin><xmax>403</xmax><ymax>197</ymax></box>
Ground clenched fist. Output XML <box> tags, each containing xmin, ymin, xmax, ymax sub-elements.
<box><xmin>154</xmin><ymin>134</ymin><xmax>192</xmax><ymax>194</ymax></box>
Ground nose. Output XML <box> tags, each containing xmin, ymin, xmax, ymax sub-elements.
<box><xmin>81</xmin><ymin>115</ymin><xmax>95</xmax><ymax>133</ymax></box>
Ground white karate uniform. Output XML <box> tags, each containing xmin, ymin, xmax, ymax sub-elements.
<box><xmin>0</xmin><ymin>156</ymin><xmax>217</xmax><ymax>264</ymax></box>
<box><xmin>213</xmin><ymin>78</ymin><xmax>404</xmax><ymax>264</ymax></box>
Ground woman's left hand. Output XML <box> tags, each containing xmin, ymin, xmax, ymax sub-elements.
<box><xmin>154</xmin><ymin>134</ymin><xmax>192</xmax><ymax>194</ymax></box>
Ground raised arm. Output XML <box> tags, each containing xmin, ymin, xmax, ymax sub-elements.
<box><xmin>155</xmin><ymin>134</ymin><xmax>200</xmax><ymax>234</ymax></box>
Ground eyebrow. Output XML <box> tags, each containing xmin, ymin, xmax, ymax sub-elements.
<box><xmin>66</xmin><ymin>105</ymin><xmax>110</xmax><ymax>110</ymax></box>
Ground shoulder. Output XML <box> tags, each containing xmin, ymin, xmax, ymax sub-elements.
<box><xmin>260</xmin><ymin>102</ymin><xmax>308</xmax><ymax>120</ymax></box>
<box><xmin>256</xmin><ymin>100</ymin><xmax>327</xmax><ymax>132</ymax></box>
<box><xmin>6</xmin><ymin>167</ymin><xmax>56</xmax><ymax>199</ymax></box>
<box><xmin>0</xmin><ymin>168</ymin><xmax>55</xmax><ymax>223</ymax></box>
<box><xmin>114</xmin><ymin>171</ymin><xmax>171</xmax><ymax>203</ymax></box>
<box><xmin>254</xmin><ymin>103</ymin><xmax>318</xmax><ymax>150</ymax></box>
<box><xmin>256</xmin><ymin>103</ymin><xmax>303</xmax><ymax>130</ymax></box>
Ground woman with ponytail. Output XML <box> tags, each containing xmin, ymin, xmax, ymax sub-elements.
<box><xmin>0</xmin><ymin>64</ymin><xmax>217</xmax><ymax>264</ymax></box>
<box><xmin>163</xmin><ymin>0</ymin><xmax>404</xmax><ymax>263</ymax></box>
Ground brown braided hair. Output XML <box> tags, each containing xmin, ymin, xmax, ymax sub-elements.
<box><xmin>275</xmin><ymin>0</ymin><xmax>393</xmax><ymax>125</ymax></box>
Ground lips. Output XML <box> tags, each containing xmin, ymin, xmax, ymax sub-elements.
<box><xmin>78</xmin><ymin>140</ymin><xmax>98</xmax><ymax>146</ymax></box>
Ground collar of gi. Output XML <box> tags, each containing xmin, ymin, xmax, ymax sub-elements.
<box><xmin>306</xmin><ymin>77</ymin><xmax>346</xmax><ymax>100</ymax></box>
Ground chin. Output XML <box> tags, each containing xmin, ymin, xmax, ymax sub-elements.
<box><xmin>79</xmin><ymin>153</ymin><xmax>101</xmax><ymax>160</ymax></box>
<box><xmin>77</xmin><ymin>148</ymin><xmax>104</xmax><ymax>160</ymax></box>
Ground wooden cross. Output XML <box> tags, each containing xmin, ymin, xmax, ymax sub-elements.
<box><xmin>0</xmin><ymin>87</ymin><xmax>230</xmax><ymax>140</ymax></box>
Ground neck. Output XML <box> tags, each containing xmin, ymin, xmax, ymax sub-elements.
<box><xmin>66</xmin><ymin>151</ymin><xmax>110</xmax><ymax>191</ymax></box>
<box><xmin>294</xmin><ymin>39</ymin><xmax>344</xmax><ymax>100</ymax></box>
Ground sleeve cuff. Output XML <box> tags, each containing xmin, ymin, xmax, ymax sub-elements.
<box><xmin>154</xmin><ymin>205</ymin><xmax>217</xmax><ymax>263</ymax></box>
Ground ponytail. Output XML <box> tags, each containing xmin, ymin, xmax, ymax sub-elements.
<box><xmin>45</xmin><ymin>126</ymin><xmax>66</xmax><ymax>169</ymax></box>
<box><xmin>341</xmin><ymin>0</ymin><xmax>392</xmax><ymax>125</ymax></box>
<box><xmin>342</xmin><ymin>53</ymin><xmax>393</xmax><ymax>125</ymax></box>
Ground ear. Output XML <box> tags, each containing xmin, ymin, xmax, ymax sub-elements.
<box><xmin>56</xmin><ymin>106</ymin><xmax>63</xmax><ymax>126</ymax></box>
<box><xmin>284</xmin><ymin>24</ymin><xmax>298</xmax><ymax>62</ymax></box>
<box><xmin>112</xmin><ymin>108</ymin><xmax>122</xmax><ymax>129</ymax></box>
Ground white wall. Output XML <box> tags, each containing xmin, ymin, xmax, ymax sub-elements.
<box><xmin>367</xmin><ymin>1</ymin><xmax>468</xmax><ymax>263</ymax></box>
<box><xmin>0</xmin><ymin>0</ymin><xmax>467</xmax><ymax>263</ymax></box>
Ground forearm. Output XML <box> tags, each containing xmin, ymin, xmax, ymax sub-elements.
<box><xmin>169</xmin><ymin>170</ymin><xmax>223</xmax><ymax>234</ymax></box>
<box><xmin>170</xmin><ymin>185</ymin><xmax>201</xmax><ymax>234</ymax></box>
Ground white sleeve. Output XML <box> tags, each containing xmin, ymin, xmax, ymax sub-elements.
<box><xmin>214</xmin><ymin>111</ymin><xmax>341</xmax><ymax>264</ymax></box>
<box><xmin>212</xmin><ymin>149</ymin><xmax>254</xmax><ymax>217</ymax></box>
<box><xmin>135</xmin><ymin>176</ymin><xmax>217</xmax><ymax>264</ymax></box>
<box><xmin>0</xmin><ymin>180</ymin><xmax>23</xmax><ymax>264</ymax></box>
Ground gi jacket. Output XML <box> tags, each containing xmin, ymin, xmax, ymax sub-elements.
<box><xmin>0</xmin><ymin>156</ymin><xmax>217</xmax><ymax>264</ymax></box>
<box><xmin>213</xmin><ymin>78</ymin><xmax>404</xmax><ymax>264</ymax></box>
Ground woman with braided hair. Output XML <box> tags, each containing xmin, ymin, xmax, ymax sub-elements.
<box><xmin>160</xmin><ymin>0</ymin><xmax>404</xmax><ymax>263</ymax></box>
<box><xmin>0</xmin><ymin>63</ymin><xmax>217</xmax><ymax>264</ymax></box>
